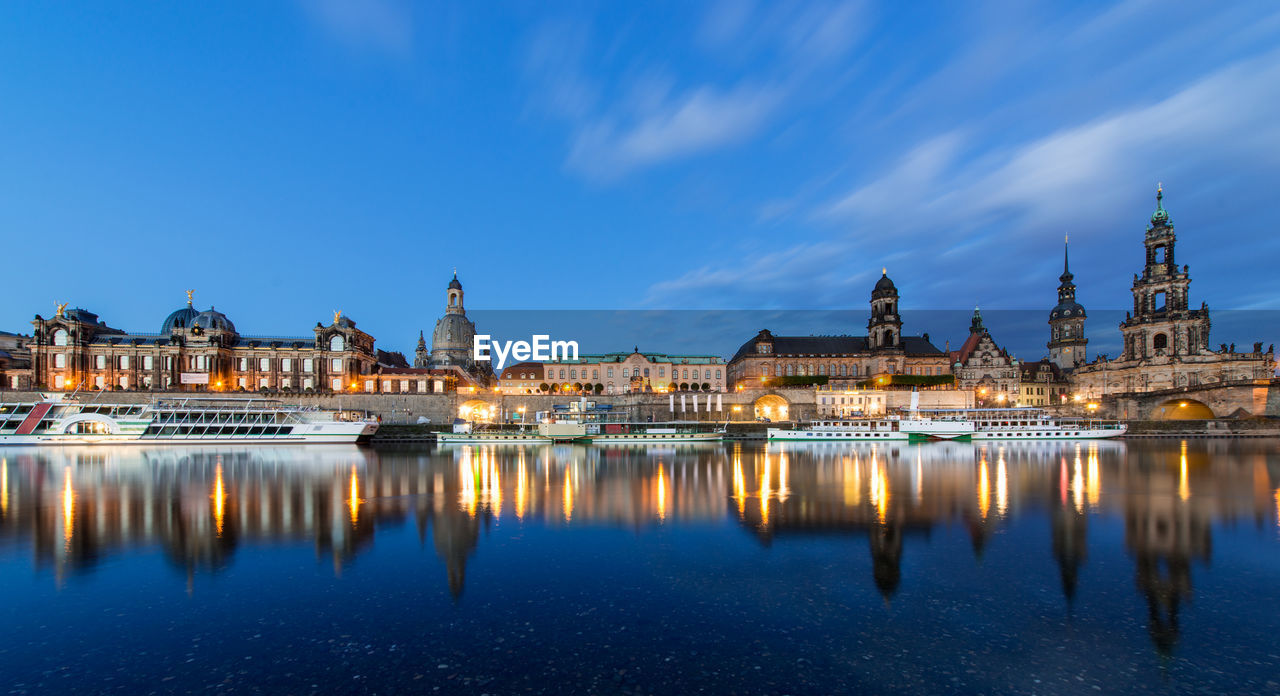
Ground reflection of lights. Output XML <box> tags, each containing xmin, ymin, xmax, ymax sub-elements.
<box><xmin>778</xmin><ymin>454</ymin><xmax>789</xmax><ymax>502</ymax></box>
<box><xmin>977</xmin><ymin>458</ymin><xmax>990</xmax><ymax>519</ymax></box>
<box><xmin>460</xmin><ymin>448</ymin><xmax>477</xmax><ymax>517</ymax></box>
<box><xmin>1</xmin><ymin>458</ymin><xmax>7</xmax><ymax>517</ymax></box>
<box><xmin>1274</xmin><ymin>488</ymin><xmax>1279</xmax><ymax>531</ymax></box>
<box><xmin>563</xmin><ymin>466</ymin><xmax>574</xmax><ymax>522</ymax></box>
<box><xmin>488</xmin><ymin>451</ymin><xmax>501</xmax><ymax>520</ymax></box>
<box><xmin>348</xmin><ymin>465</ymin><xmax>360</xmax><ymax>525</ymax></box>
<box><xmin>1086</xmin><ymin>444</ymin><xmax>1100</xmax><ymax>507</ymax></box>
<box><xmin>1179</xmin><ymin>440</ymin><xmax>1190</xmax><ymax>502</ymax></box>
<box><xmin>62</xmin><ymin>467</ymin><xmax>74</xmax><ymax>547</ymax></box>
<box><xmin>516</xmin><ymin>452</ymin><xmax>527</xmax><ymax>520</ymax></box>
<box><xmin>996</xmin><ymin>451</ymin><xmax>1008</xmax><ymax>517</ymax></box>
<box><xmin>842</xmin><ymin>455</ymin><xmax>861</xmax><ymax>506</ymax></box>
<box><xmin>760</xmin><ymin>455</ymin><xmax>772</xmax><ymax>527</ymax></box>
<box><xmin>914</xmin><ymin>450</ymin><xmax>923</xmax><ymax>505</ymax></box>
<box><xmin>1072</xmin><ymin>451</ymin><xmax>1084</xmax><ymax>513</ymax></box>
<box><xmin>213</xmin><ymin>463</ymin><xmax>227</xmax><ymax>536</ymax></box>
<box><xmin>656</xmin><ymin>465</ymin><xmax>667</xmax><ymax>522</ymax></box>
<box><xmin>732</xmin><ymin>451</ymin><xmax>746</xmax><ymax>518</ymax></box>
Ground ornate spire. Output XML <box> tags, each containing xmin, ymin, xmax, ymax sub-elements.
<box><xmin>417</xmin><ymin>330</ymin><xmax>426</xmax><ymax>349</ymax></box>
<box><xmin>1060</xmin><ymin>235</ymin><xmax>1073</xmax><ymax>283</ymax></box>
<box><xmin>1150</xmin><ymin>182</ymin><xmax>1171</xmax><ymax>227</ymax></box>
<box><xmin>970</xmin><ymin>306</ymin><xmax>984</xmax><ymax>333</ymax></box>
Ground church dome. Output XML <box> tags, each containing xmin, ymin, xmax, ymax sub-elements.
<box><xmin>1050</xmin><ymin>300</ymin><xmax>1086</xmax><ymax>321</ymax></box>
<box><xmin>1149</xmin><ymin>186</ymin><xmax>1172</xmax><ymax>227</ymax></box>
<box><xmin>431</xmin><ymin>312</ymin><xmax>476</xmax><ymax>363</ymax></box>
<box><xmin>191</xmin><ymin>308</ymin><xmax>236</xmax><ymax>333</ymax></box>
<box><xmin>161</xmin><ymin>304</ymin><xmax>199</xmax><ymax>333</ymax></box>
<box><xmin>448</xmin><ymin>273</ymin><xmax>463</xmax><ymax>291</ymax></box>
<box><xmin>874</xmin><ymin>271</ymin><xmax>896</xmax><ymax>293</ymax></box>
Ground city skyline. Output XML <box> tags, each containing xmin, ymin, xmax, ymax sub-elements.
<box><xmin>2</xmin><ymin>2</ymin><xmax>1279</xmax><ymax>360</ymax></box>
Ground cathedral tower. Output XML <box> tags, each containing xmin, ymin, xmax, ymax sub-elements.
<box><xmin>1119</xmin><ymin>186</ymin><xmax>1210</xmax><ymax>360</ymax></box>
<box><xmin>1048</xmin><ymin>237</ymin><xmax>1087</xmax><ymax>369</ymax></box>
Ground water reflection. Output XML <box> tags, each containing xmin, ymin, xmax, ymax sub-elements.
<box><xmin>1</xmin><ymin>439</ymin><xmax>1278</xmax><ymax>659</ymax></box>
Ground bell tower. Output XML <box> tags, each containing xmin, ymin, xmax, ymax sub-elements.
<box><xmin>1048</xmin><ymin>237</ymin><xmax>1087</xmax><ymax>369</ymax></box>
<box><xmin>446</xmin><ymin>270</ymin><xmax>465</xmax><ymax>315</ymax></box>
<box><xmin>868</xmin><ymin>269</ymin><xmax>902</xmax><ymax>351</ymax></box>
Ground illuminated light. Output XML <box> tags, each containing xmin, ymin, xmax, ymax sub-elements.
<box><xmin>348</xmin><ymin>465</ymin><xmax>360</xmax><ymax>525</ymax></box>
<box><xmin>212</xmin><ymin>463</ymin><xmax>227</xmax><ymax>536</ymax></box>
<box><xmin>914</xmin><ymin>450</ymin><xmax>923</xmax><ymax>504</ymax></box>
<box><xmin>977</xmin><ymin>458</ymin><xmax>990</xmax><ymax>519</ymax></box>
<box><xmin>62</xmin><ymin>466</ymin><xmax>74</xmax><ymax>547</ymax></box>
<box><xmin>1274</xmin><ymin>488</ymin><xmax>1279</xmax><ymax>530</ymax></box>
<box><xmin>1179</xmin><ymin>440</ymin><xmax>1190</xmax><ymax>502</ymax></box>
<box><xmin>996</xmin><ymin>453</ymin><xmax>1008</xmax><ymax>517</ymax></box>
<box><xmin>459</xmin><ymin>448</ymin><xmax>477</xmax><ymax>517</ymax></box>
<box><xmin>1179</xmin><ymin>402</ymin><xmax>1187</xmax><ymax>408</ymax></box>
<box><xmin>1</xmin><ymin>458</ymin><xmax>7</xmax><ymax>517</ymax></box>
<box><xmin>870</xmin><ymin>454</ymin><xmax>889</xmax><ymax>524</ymax></box>
<box><xmin>656</xmin><ymin>465</ymin><xmax>667</xmax><ymax>522</ymax></box>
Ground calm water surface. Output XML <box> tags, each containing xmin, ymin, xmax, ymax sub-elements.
<box><xmin>1</xmin><ymin>440</ymin><xmax>1279</xmax><ymax>694</ymax></box>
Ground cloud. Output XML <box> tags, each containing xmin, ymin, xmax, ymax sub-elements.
<box><xmin>300</xmin><ymin>0</ymin><xmax>412</xmax><ymax>56</ymax></box>
<box><xmin>646</xmin><ymin>49</ymin><xmax>1280</xmax><ymax>309</ymax></box>
<box><xmin>567</xmin><ymin>83</ymin><xmax>784</xmax><ymax>180</ymax></box>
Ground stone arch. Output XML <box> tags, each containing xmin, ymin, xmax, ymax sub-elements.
<box><xmin>753</xmin><ymin>394</ymin><xmax>789</xmax><ymax>420</ymax></box>
<box><xmin>458</xmin><ymin>399</ymin><xmax>497</xmax><ymax>422</ymax></box>
<box><xmin>1153</xmin><ymin>333</ymin><xmax>1168</xmax><ymax>352</ymax></box>
<box><xmin>1151</xmin><ymin>398</ymin><xmax>1214</xmax><ymax>420</ymax></box>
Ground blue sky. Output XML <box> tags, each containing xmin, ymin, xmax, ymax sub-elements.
<box><xmin>2</xmin><ymin>1</ymin><xmax>1278</xmax><ymax>359</ymax></box>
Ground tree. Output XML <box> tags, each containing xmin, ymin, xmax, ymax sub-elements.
<box><xmin>539</xmin><ymin>383</ymin><xmax>550</xmax><ymax>393</ymax></box>
<box><xmin>593</xmin><ymin>383</ymin><xmax>604</xmax><ymax>394</ymax></box>
<box><xmin>679</xmin><ymin>382</ymin><xmax>689</xmax><ymax>391</ymax></box>
<box><xmin>572</xmin><ymin>382</ymin><xmax>583</xmax><ymax>392</ymax></box>
<box><xmin>701</xmin><ymin>382</ymin><xmax>711</xmax><ymax>391</ymax></box>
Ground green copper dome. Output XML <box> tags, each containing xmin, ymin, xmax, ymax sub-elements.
<box><xmin>1149</xmin><ymin>186</ymin><xmax>1171</xmax><ymax>227</ymax></box>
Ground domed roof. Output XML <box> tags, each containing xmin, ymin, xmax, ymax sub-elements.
<box><xmin>448</xmin><ymin>272</ymin><xmax>462</xmax><ymax>290</ymax></box>
<box><xmin>1149</xmin><ymin>186</ymin><xmax>1172</xmax><ymax>227</ymax></box>
<box><xmin>432</xmin><ymin>312</ymin><xmax>475</xmax><ymax>348</ymax></box>
<box><xmin>161</xmin><ymin>304</ymin><xmax>199</xmax><ymax>333</ymax></box>
<box><xmin>874</xmin><ymin>270</ymin><xmax>896</xmax><ymax>293</ymax></box>
<box><xmin>191</xmin><ymin>308</ymin><xmax>236</xmax><ymax>333</ymax></box>
<box><xmin>1050</xmin><ymin>300</ymin><xmax>1086</xmax><ymax>321</ymax></box>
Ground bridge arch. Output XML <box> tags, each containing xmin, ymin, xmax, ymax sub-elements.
<box><xmin>1151</xmin><ymin>398</ymin><xmax>1214</xmax><ymax>420</ymax></box>
<box><xmin>458</xmin><ymin>399</ymin><xmax>497</xmax><ymax>422</ymax></box>
<box><xmin>753</xmin><ymin>394</ymin><xmax>789</xmax><ymax>420</ymax></box>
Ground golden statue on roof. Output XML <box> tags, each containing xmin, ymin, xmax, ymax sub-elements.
<box><xmin>333</xmin><ymin>309</ymin><xmax>342</xmax><ymax>325</ymax></box>
<box><xmin>185</xmin><ymin>289</ymin><xmax>195</xmax><ymax>304</ymax></box>
<box><xmin>55</xmin><ymin>302</ymin><xmax>67</xmax><ymax>318</ymax></box>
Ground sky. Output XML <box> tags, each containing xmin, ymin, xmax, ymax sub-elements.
<box><xmin>2</xmin><ymin>1</ymin><xmax>1278</xmax><ymax>360</ymax></box>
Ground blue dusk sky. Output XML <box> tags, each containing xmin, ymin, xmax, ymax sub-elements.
<box><xmin>2</xmin><ymin>1</ymin><xmax>1278</xmax><ymax>359</ymax></box>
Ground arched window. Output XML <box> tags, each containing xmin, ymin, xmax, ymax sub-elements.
<box><xmin>1153</xmin><ymin>333</ymin><xmax>1168</xmax><ymax>351</ymax></box>
<box><xmin>329</xmin><ymin>335</ymin><xmax>345</xmax><ymax>351</ymax></box>
<box><xmin>53</xmin><ymin>329</ymin><xmax>68</xmax><ymax>346</ymax></box>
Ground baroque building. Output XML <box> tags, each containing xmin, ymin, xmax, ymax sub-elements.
<box><xmin>417</xmin><ymin>273</ymin><xmax>492</xmax><ymax>387</ymax></box>
<box><xmin>27</xmin><ymin>293</ymin><xmax>376</xmax><ymax>392</ymax></box>
<box><xmin>1072</xmin><ymin>187</ymin><xmax>1273</xmax><ymax>397</ymax></box>
<box><xmin>1048</xmin><ymin>238</ymin><xmax>1087</xmax><ymax>370</ymax></box>
<box><xmin>727</xmin><ymin>272</ymin><xmax>950</xmax><ymax>388</ymax></box>
<box><xmin>951</xmin><ymin>308</ymin><xmax>1020</xmax><ymax>405</ymax></box>
<box><xmin>534</xmin><ymin>349</ymin><xmax>725</xmax><ymax>395</ymax></box>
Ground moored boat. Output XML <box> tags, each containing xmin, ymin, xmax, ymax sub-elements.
<box><xmin>0</xmin><ymin>394</ymin><xmax>377</xmax><ymax>445</ymax></box>
<box><xmin>918</xmin><ymin>407</ymin><xmax>1126</xmax><ymax>440</ymax></box>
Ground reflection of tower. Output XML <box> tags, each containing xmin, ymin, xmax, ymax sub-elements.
<box><xmin>869</xmin><ymin>522</ymin><xmax>902</xmax><ymax>600</ymax></box>
<box><xmin>1051</xmin><ymin>489</ymin><xmax>1088</xmax><ymax>605</ymax></box>
<box><xmin>432</xmin><ymin>510</ymin><xmax>481</xmax><ymax>599</ymax></box>
<box><xmin>1123</xmin><ymin>452</ymin><xmax>1211</xmax><ymax>658</ymax></box>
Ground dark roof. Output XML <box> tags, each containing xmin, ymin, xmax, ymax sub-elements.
<box><xmin>1020</xmin><ymin>359</ymin><xmax>1065</xmax><ymax>381</ymax></box>
<box><xmin>731</xmin><ymin>333</ymin><xmax>943</xmax><ymax>362</ymax></box>
<box><xmin>377</xmin><ymin>349</ymin><xmax>410</xmax><ymax>368</ymax></box>
<box><xmin>1049</xmin><ymin>300</ymin><xmax>1086</xmax><ymax>321</ymax></box>
<box><xmin>500</xmin><ymin>361</ymin><xmax>544</xmax><ymax>380</ymax></box>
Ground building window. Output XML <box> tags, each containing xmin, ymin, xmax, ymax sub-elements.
<box><xmin>54</xmin><ymin>353</ymin><xmax>66</xmax><ymax>368</ymax></box>
<box><xmin>54</xmin><ymin>375</ymin><xmax>64</xmax><ymax>388</ymax></box>
<box><xmin>238</xmin><ymin>358</ymin><xmax>248</xmax><ymax>370</ymax></box>
<box><xmin>119</xmin><ymin>355</ymin><xmax>130</xmax><ymax>369</ymax></box>
<box><xmin>282</xmin><ymin>377</ymin><xmax>291</xmax><ymax>389</ymax></box>
<box><xmin>622</xmin><ymin>368</ymin><xmax>629</xmax><ymax>378</ymax></box>
<box><xmin>331</xmin><ymin>358</ymin><xmax>342</xmax><ymax>371</ymax></box>
<box><xmin>282</xmin><ymin>358</ymin><xmax>292</xmax><ymax>371</ymax></box>
<box><xmin>95</xmin><ymin>355</ymin><xmax>106</xmax><ymax>369</ymax></box>
<box><xmin>143</xmin><ymin>356</ymin><xmax>153</xmax><ymax>370</ymax></box>
<box><xmin>607</xmin><ymin>368</ymin><xmax>614</xmax><ymax>378</ymax></box>
<box><xmin>330</xmin><ymin>335</ymin><xmax>345</xmax><ymax>351</ymax></box>
<box><xmin>303</xmin><ymin>358</ymin><xmax>314</xmax><ymax>372</ymax></box>
<box><xmin>331</xmin><ymin>377</ymin><xmax>342</xmax><ymax>391</ymax></box>
<box><xmin>716</xmin><ymin>369</ymin><xmax>721</xmax><ymax>379</ymax></box>
<box><xmin>259</xmin><ymin>358</ymin><xmax>270</xmax><ymax>371</ymax></box>
<box><xmin>592</xmin><ymin>369</ymin><xmax>599</xmax><ymax>379</ymax></box>
<box><xmin>259</xmin><ymin>377</ymin><xmax>269</xmax><ymax>389</ymax></box>
<box><xmin>52</xmin><ymin>329</ymin><xmax>69</xmax><ymax>346</ymax></box>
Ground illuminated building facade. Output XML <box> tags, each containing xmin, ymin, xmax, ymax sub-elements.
<box><xmin>535</xmin><ymin>349</ymin><xmax>726</xmax><ymax>394</ymax></box>
<box><xmin>27</xmin><ymin>293</ymin><xmax>377</xmax><ymax>392</ymax></box>
<box><xmin>727</xmin><ymin>272</ymin><xmax>950</xmax><ymax>388</ymax></box>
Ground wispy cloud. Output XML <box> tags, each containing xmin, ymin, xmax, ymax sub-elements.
<box><xmin>524</xmin><ymin>1</ymin><xmax>867</xmax><ymax>181</ymax></box>
<box><xmin>567</xmin><ymin>83</ymin><xmax>784</xmax><ymax>180</ymax></box>
<box><xmin>299</xmin><ymin>0</ymin><xmax>412</xmax><ymax>56</ymax></box>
